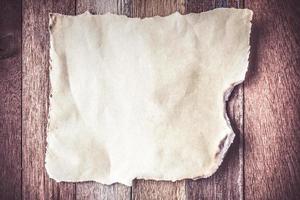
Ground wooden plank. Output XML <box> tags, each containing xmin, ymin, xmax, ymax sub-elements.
<box><xmin>76</xmin><ymin>182</ymin><xmax>130</xmax><ymax>200</ymax></box>
<box><xmin>131</xmin><ymin>0</ymin><xmax>185</xmax><ymax>17</ymax></box>
<box><xmin>185</xmin><ymin>1</ymin><xmax>245</xmax><ymax>199</ymax></box>
<box><xmin>22</xmin><ymin>0</ymin><xmax>76</xmax><ymax>199</ymax></box>
<box><xmin>133</xmin><ymin>180</ymin><xmax>186</xmax><ymax>200</ymax></box>
<box><xmin>0</xmin><ymin>0</ymin><xmax>22</xmax><ymax>199</ymax></box>
<box><xmin>244</xmin><ymin>0</ymin><xmax>300</xmax><ymax>199</ymax></box>
<box><xmin>76</xmin><ymin>0</ymin><xmax>131</xmax><ymax>16</ymax></box>
<box><xmin>75</xmin><ymin>1</ymin><xmax>131</xmax><ymax>199</ymax></box>
<box><xmin>130</xmin><ymin>1</ymin><xmax>186</xmax><ymax>200</ymax></box>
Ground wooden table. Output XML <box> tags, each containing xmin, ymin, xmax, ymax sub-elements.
<box><xmin>1</xmin><ymin>0</ymin><xmax>299</xmax><ymax>199</ymax></box>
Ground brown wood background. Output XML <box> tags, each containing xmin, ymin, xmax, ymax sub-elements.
<box><xmin>0</xmin><ymin>0</ymin><xmax>299</xmax><ymax>199</ymax></box>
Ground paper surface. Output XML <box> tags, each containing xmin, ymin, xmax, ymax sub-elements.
<box><xmin>46</xmin><ymin>8</ymin><xmax>252</xmax><ymax>186</ymax></box>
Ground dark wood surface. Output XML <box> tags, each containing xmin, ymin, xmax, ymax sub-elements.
<box><xmin>0</xmin><ymin>0</ymin><xmax>299</xmax><ymax>199</ymax></box>
<box><xmin>22</xmin><ymin>1</ymin><xmax>75</xmax><ymax>199</ymax></box>
<box><xmin>244</xmin><ymin>0</ymin><xmax>300</xmax><ymax>199</ymax></box>
<box><xmin>0</xmin><ymin>0</ymin><xmax>22</xmax><ymax>200</ymax></box>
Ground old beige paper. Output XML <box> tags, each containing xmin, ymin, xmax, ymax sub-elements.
<box><xmin>46</xmin><ymin>8</ymin><xmax>252</xmax><ymax>186</ymax></box>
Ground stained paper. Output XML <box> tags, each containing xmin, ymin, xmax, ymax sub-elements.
<box><xmin>46</xmin><ymin>8</ymin><xmax>252</xmax><ymax>186</ymax></box>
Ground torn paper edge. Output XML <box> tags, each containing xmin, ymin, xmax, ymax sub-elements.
<box><xmin>46</xmin><ymin>8</ymin><xmax>253</xmax><ymax>185</ymax></box>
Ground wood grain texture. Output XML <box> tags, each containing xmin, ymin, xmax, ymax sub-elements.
<box><xmin>75</xmin><ymin>1</ymin><xmax>131</xmax><ymax>199</ymax></box>
<box><xmin>184</xmin><ymin>1</ymin><xmax>244</xmax><ymax>199</ymax></box>
<box><xmin>244</xmin><ymin>0</ymin><xmax>300</xmax><ymax>199</ymax></box>
<box><xmin>132</xmin><ymin>180</ymin><xmax>186</xmax><ymax>200</ymax></box>
<box><xmin>0</xmin><ymin>0</ymin><xmax>296</xmax><ymax>199</ymax></box>
<box><xmin>22</xmin><ymin>0</ymin><xmax>76</xmax><ymax>199</ymax></box>
<box><xmin>0</xmin><ymin>0</ymin><xmax>22</xmax><ymax>199</ymax></box>
<box><xmin>131</xmin><ymin>0</ymin><xmax>185</xmax><ymax>17</ymax></box>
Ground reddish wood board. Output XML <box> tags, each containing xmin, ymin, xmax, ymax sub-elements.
<box><xmin>0</xmin><ymin>0</ymin><xmax>299</xmax><ymax>199</ymax></box>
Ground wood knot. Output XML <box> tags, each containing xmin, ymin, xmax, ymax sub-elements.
<box><xmin>0</xmin><ymin>33</ymin><xmax>18</xmax><ymax>60</ymax></box>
